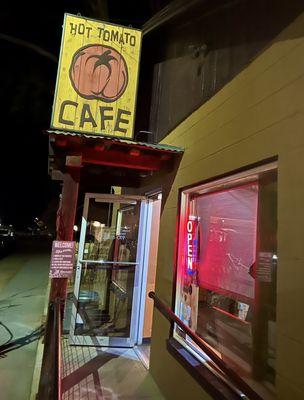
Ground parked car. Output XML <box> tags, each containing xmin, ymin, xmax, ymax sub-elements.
<box><xmin>0</xmin><ymin>224</ymin><xmax>16</xmax><ymax>257</ymax></box>
<box><xmin>26</xmin><ymin>218</ymin><xmax>53</xmax><ymax>239</ymax></box>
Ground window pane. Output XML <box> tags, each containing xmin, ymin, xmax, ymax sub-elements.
<box><xmin>195</xmin><ymin>183</ymin><xmax>258</xmax><ymax>301</ymax></box>
<box><xmin>175</xmin><ymin>168</ymin><xmax>277</xmax><ymax>400</ymax></box>
<box><xmin>74</xmin><ymin>200</ymin><xmax>140</xmax><ymax>338</ymax></box>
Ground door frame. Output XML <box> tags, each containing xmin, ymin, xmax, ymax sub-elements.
<box><xmin>136</xmin><ymin>190</ymin><xmax>162</xmax><ymax>346</ymax></box>
<box><xmin>69</xmin><ymin>192</ymin><xmax>148</xmax><ymax>347</ymax></box>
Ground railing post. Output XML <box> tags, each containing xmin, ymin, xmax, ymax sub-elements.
<box><xmin>37</xmin><ymin>297</ymin><xmax>62</xmax><ymax>400</ymax></box>
<box><xmin>54</xmin><ymin>297</ymin><xmax>62</xmax><ymax>400</ymax></box>
<box><xmin>50</xmin><ymin>165</ymin><xmax>81</xmax><ymax>305</ymax></box>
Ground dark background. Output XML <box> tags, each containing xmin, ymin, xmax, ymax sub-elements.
<box><xmin>0</xmin><ymin>0</ymin><xmax>167</xmax><ymax>229</ymax></box>
<box><xmin>1</xmin><ymin>0</ymin><xmax>303</xmax><ymax>229</ymax></box>
<box><xmin>136</xmin><ymin>0</ymin><xmax>304</xmax><ymax>142</ymax></box>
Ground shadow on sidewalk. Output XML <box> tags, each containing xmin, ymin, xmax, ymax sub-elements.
<box><xmin>0</xmin><ymin>324</ymin><xmax>44</xmax><ymax>358</ymax></box>
<box><xmin>62</xmin><ymin>346</ymin><xmax>119</xmax><ymax>398</ymax></box>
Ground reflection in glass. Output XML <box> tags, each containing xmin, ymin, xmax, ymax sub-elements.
<box><xmin>175</xmin><ymin>169</ymin><xmax>277</xmax><ymax>400</ymax></box>
<box><xmin>74</xmin><ymin>199</ymin><xmax>140</xmax><ymax>338</ymax></box>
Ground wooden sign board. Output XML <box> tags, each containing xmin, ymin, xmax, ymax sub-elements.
<box><xmin>51</xmin><ymin>14</ymin><xmax>142</xmax><ymax>139</ymax></box>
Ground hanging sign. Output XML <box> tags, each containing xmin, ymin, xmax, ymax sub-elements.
<box><xmin>51</xmin><ymin>14</ymin><xmax>142</xmax><ymax>139</ymax></box>
<box><xmin>180</xmin><ymin>215</ymin><xmax>200</xmax><ymax>331</ymax></box>
<box><xmin>50</xmin><ymin>241</ymin><xmax>76</xmax><ymax>278</ymax></box>
<box><xmin>186</xmin><ymin>216</ymin><xmax>199</xmax><ymax>276</ymax></box>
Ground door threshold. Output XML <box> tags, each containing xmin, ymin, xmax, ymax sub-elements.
<box><xmin>134</xmin><ymin>344</ymin><xmax>150</xmax><ymax>370</ymax></box>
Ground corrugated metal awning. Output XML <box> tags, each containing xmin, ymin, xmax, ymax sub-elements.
<box><xmin>46</xmin><ymin>130</ymin><xmax>184</xmax><ymax>177</ymax></box>
<box><xmin>46</xmin><ymin>129</ymin><xmax>184</xmax><ymax>153</ymax></box>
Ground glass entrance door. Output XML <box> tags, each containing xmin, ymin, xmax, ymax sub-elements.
<box><xmin>69</xmin><ymin>193</ymin><xmax>147</xmax><ymax>347</ymax></box>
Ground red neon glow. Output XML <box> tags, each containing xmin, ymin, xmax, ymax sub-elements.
<box><xmin>196</xmin><ymin>183</ymin><xmax>258</xmax><ymax>301</ymax></box>
<box><xmin>186</xmin><ymin>216</ymin><xmax>198</xmax><ymax>274</ymax></box>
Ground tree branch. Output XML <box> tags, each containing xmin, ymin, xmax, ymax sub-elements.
<box><xmin>0</xmin><ymin>33</ymin><xmax>58</xmax><ymax>63</ymax></box>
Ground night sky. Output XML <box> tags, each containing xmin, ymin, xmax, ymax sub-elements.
<box><xmin>0</xmin><ymin>1</ymin><xmax>165</xmax><ymax>229</ymax></box>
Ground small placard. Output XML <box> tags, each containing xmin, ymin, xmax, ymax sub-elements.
<box><xmin>50</xmin><ymin>241</ymin><xmax>76</xmax><ymax>278</ymax></box>
<box><xmin>257</xmin><ymin>252</ymin><xmax>273</xmax><ymax>282</ymax></box>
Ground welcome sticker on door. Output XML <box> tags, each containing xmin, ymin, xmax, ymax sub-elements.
<box><xmin>50</xmin><ymin>240</ymin><xmax>76</xmax><ymax>278</ymax></box>
<box><xmin>51</xmin><ymin>14</ymin><xmax>142</xmax><ymax>139</ymax></box>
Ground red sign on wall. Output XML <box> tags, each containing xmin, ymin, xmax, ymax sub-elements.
<box><xmin>50</xmin><ymin>241</ymin><xmax>76</xmax><ymax>278</ymax></box>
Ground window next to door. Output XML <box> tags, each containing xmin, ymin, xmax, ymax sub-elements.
<box><xmin>173</xmin><ymin>162</ymin><xmax>277</xmax><ymax>400</ymax></box>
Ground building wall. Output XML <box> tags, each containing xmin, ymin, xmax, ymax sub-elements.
<box><xmin>149</xmin><ymin>12</ymin><xmax>304</xmax><ymax>400</ymax></box>
<box><xmin>137</xmin><ymin>0</ymin><xmax>304</xmax><ymax>143</ymax></box>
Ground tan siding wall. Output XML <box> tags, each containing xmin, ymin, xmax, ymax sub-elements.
<box><xmin>150</xmin><ymin>12</ymin><xmax>304</xmax><ymax>400</ymax></box>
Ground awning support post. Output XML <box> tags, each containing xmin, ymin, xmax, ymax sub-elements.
<box><xmin>50</xmin><ymin>164</ymin><xmax>81</xmax><ymax>304</ymax></box>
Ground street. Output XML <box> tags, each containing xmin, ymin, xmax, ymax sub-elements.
<box><xmin>0</xmin><ymin>240</ymin><xmax>51</xmax><ymax>400</ymax></box>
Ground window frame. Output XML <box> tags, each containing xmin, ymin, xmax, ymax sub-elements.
<box><xmin>171</xmin><ymin>160</ymin><xmax>278</xmax><ymax>394</ymax></box>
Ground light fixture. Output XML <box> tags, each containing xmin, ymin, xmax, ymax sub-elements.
<box><xmin>129</xmin><ymin>148</ymin><xmax>141</xmax><ymax>157</ymax></box>
<box><xmin>92</xmin><ymin>221</ymin><xmax>102</xmax><ymax>228</ymax></box>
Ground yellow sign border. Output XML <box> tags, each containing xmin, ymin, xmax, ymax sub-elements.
<box><xmin>50</xmin><ymin>13</ymin><xmax>142</xmax><ymax>140</ymax></box>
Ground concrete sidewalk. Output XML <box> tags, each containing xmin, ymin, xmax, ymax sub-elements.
<box><xmin>0</xmin><ymin>247</ymin><xmax>50</xmax><ymax>400</ymax></box>
<box><xmin>62</xmin><ymin>337</ymin><xmax>165</xmax><ymax>400</ymax></box>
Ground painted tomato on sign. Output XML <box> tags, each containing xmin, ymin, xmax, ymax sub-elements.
<box><xmin>69</xmin><ymin>44</ymin><xmax>128</xmax><ymax>102</ymax></box>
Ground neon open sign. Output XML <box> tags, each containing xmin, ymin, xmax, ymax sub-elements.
<box><xmin>186</xmin><ymin>216</ymin><xmax>198</xmax><ymax>275</ymax></box>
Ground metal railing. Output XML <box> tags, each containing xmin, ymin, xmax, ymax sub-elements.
<box><xmin>54</xmin><ymin>297</ymin><xmax>62</xmax><ymax>400</ymax></box>
<box><xmin>148</xmin><ymin>291</ymin><xmax>262</xmax><ymax>400</ymax></box>
<box><xmin>37</xmin><ymin>297</ymin><xmax>62</xmax><ymax>400</ymax></box>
